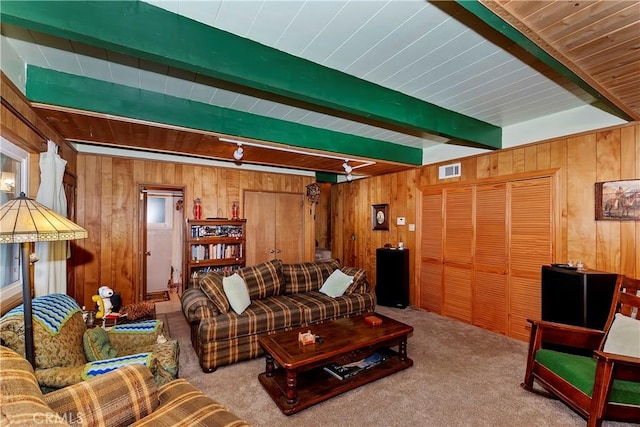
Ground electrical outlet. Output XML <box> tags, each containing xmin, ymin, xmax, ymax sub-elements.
<box><xmin>408</xmin><ymin>224</ymin><xmax>416</xmax><ymax>231</ymax></box>
<box><xmin>397</xmin><ymin>217</ymin><xmax>406</xmax><ymax>225</ymax></box>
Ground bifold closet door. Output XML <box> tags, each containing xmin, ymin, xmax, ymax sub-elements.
<box><xmin>508</xmin><ymin>177</ymin><xmax>552</xmax><ymax>341</ymax></box>
<box><xmin>473</xmin><ymin>184</ymin><xmax>508</xmax><ymax>335</ymax></box>
<box><xmin>419</xmin><ymin>191</ymin><xmax>444</xmax><ymax>313</ymax></box>
<box><xmin>245</xmin><ymin>191</ymin><xmax>276</xmax><ymax>266</ymax></box>
<box><xmin>419</xmin><ymin>176</ymin><xmax>553</xmax><ymax>342</ymax></box>
<box><xmin>244</xmin><ymin>191</ymin><xmax>304</xmax><ymax>266</ymax></box>
<box><xmin>274</xmin><ymin>193</ymin><xmax>304</xmax><ymax>264</ymax></box>
<box><xmin>442</xmin><ymin>188</ymin><xmax>473</xmax><ymax>323</ymax></box>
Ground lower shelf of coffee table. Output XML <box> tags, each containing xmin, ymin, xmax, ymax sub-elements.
<box><xmin>258</xmin><ymin>350</ymin><xmax>414</xmax><ymax>415</ymax></box>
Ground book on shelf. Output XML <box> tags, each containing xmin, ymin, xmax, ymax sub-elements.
<box><xmin>323</xmin><ymin>351</ymin><xmax>388</xmax><ymax>380</ymax></box>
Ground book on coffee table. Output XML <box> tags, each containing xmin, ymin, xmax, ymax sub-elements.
<box><xmin>323</xmin><ymin>351</ymin><xmax>388</xmax><ymax>380</ymax></box>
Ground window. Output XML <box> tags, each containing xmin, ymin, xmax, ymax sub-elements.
<box><xmin>147</xmin><ymin>195</ymin><xmax>173</xmax><ymax>229</ymax></box>
<box><xmin>1</xmin><ymin>136</ymin><xmax>28</xmax><ymax>308</ymax></box>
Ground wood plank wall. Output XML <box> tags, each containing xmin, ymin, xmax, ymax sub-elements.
<box><xmin>3</xmin><ymin>72</ymin><xmax>638</xmax><ymax>310</ymax></box>
<box><xmin>74</xmin><ymin>154</ymin><xmax>316</xmax><ymax>308</ymax></box>
<box><xmin>315</xmin><ymin>182</ymin><xmax>332</xmax><ymax>249</ymax></box>
<box><xmin>331</xmin><ymin>122</ymin><xmax>640</xmax><ymax>306</ymax></box>
<box><xmin>331</xmin><ymin>170</ymin><xmax>419</xmax><ymax>299</ymax></box>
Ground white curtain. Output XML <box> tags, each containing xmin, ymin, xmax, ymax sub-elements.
<box><xmin>35</xmin><ymin>141</ymin><xmax>68</xmax><ymax>296</ymax></box>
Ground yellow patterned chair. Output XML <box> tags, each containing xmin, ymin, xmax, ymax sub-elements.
<box><xmin>0</xmin><ymin>294</ymin><xmax>179</xmax><ymax>391</ymax></box>
<box><xmin>0</xmin><ymin>345</ymin><xmax>249</xmax><ymax>426</ymax></box>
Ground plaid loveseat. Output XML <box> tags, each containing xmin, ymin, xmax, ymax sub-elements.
<box><xmin>0</xmin><ymin>345</ymin><xmax>249</xmax><ymax>426</ymax></box>
<box><xmin>181</xmin><ymin>259</ymin><xmax>375</xmax><ymax>372</ymax></box>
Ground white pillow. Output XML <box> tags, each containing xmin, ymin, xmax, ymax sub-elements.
<box><xmin>319</xmin><ymin>270</ymin><xmax>354</xmax><ymax>298</ymax></box>
<box><xmin>222</xmin><ymin>273</ymin><xmax>251</xmax><ymax>315</ymax></box>
<box><xmin>603</xmin><ymin>313</ymin><xmax>640</xmax><ymax>358</ymax></box>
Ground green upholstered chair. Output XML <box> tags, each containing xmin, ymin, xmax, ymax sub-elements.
<box><xmin>0</xmin><ymin>294</ymin><xmax>179</xmax><ymax>391</ymax></box>
<box><xmin>522</xmin><ymin>275</ymin><xmax>640</xmax><ymax>427</ymax></box>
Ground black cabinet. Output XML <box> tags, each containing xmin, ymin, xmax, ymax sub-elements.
<box><xmin>376</xmin><ymin>248</ymin><xmax>409</xmax><ymax>308</ymax></box>
<box><xmin>541</xmin><ymin>265</ymin><xmax>618</xmax><ymax>330</ymax></box>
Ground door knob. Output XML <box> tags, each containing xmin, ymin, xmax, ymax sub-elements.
<box><xmin>145</xmin><ymin>251</ymin><xmax>151</xmax><ymax>256</ymax></box>
<box><xmin>269</xmin><ymin>249</ymin><xmax>276</xmax><ymax>254</ymax></box>
<box><xmin>276</xmin><ymin>249</ymin><xmax>282</xmax><ymax>254</ymax></box>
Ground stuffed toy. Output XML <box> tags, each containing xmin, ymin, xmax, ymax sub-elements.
<box><xmin>93</xmin><ymin>286</ymin><xmax>114</xmax><ymax>318</ymax></box>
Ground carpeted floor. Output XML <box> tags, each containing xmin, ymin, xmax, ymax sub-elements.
<box><xmin>161</xmin><ymin>306</ymin><xmax>629</xmax><ymax>427</ymax></box>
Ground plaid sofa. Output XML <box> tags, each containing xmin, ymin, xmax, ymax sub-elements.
<box><xmin>181</xmin><ymin>259</ymin><xmax>375</xmax><ymax>372</ymax></box>
<box><xmin>0</xmin><ymin>345</ymin><xmax>249</xmax><ymax>427</ymax></box>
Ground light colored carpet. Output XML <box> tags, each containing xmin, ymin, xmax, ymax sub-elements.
<box><xmin>162</xmin><ymin>306</ymin><xmax>629</xmax><ymax>427</ymax></box>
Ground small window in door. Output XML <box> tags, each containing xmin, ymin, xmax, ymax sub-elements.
<box><xmin>147</xmin><ymin>196</ymin><xmax>172</xmax><ymax>229</ymax></box>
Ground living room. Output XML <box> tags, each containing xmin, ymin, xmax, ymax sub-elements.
<box><xmin>1</xmin><ymin>1</ymin><xmax>639</xmax><ymax>426</ymax></box>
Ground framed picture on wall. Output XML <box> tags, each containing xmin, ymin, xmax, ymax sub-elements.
<box><xmin>372</xmin><ymin>204</ymin><xmax>389</xmax><ymax>230</ymax></box>
<box><xmin>595</xmin><ymin>179</ymin><xmax>640</xmax><ymax>221</ymax></box>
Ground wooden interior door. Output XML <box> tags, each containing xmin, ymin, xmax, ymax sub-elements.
<box><xmin>244</xmin><ymin>191</ymin><xmax>304</xmax><ymax>266</ymax></box>
<box><xmin>443</xmin><ymin>187</ymin><xmax>473</xmax><ymax>323</ymax></box>
<box><xmin>245</xmin><ymin>191</ymin><xmax>276</xmax><ymax>265</ymax></box>
<box><xmin>474</xmin><ymin>183</ymin><xmax>508</xmax><ymax>334</ymax></box>
<box><xmin>508</xmin><ymin>177</ymin><xmax>552</xmax><ymax>340</ymax></box>
<box><xmin>274</xmin><ymin>193</ymin><xmax>304</xmax><ymax>264</ymax></box>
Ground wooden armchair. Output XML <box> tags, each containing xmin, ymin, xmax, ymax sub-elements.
<box><xmin>521</xmin><ymin>274</ymin><xmax>640</xmax><ymax>427</ymax></box>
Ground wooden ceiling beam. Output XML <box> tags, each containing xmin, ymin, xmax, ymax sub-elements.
<box><xmin>1</xmin><ymin>0</ymin><xmax>501</xmax><ymax>149</ymax></box>
<box><xmin>26</xmin><ymin>66</ymin><xmax>423</xmax><ymax>166</ymax></box>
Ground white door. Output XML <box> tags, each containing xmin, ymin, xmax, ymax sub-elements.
<box><xmin>145</xmin><ymin>192</ymin><xmax>183</xmax><ymax>295</ymax></box>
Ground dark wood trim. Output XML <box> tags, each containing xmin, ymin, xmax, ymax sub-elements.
<box><xmin>1</xmin><ymin>95</ymin><xmax>49</xmax><ymax>142</ymax></box>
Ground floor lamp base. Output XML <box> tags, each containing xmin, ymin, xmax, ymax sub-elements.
<box><xmin>21</xmin><ymin>241</ymin><xmax>35</xmax><ymax>368</ymax></box>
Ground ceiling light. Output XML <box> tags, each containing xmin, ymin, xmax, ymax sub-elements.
<box><xmin>342</xmin><ymin>161</ymin><xmax>353</xmax><ymax>174</ymax></box>
<box><xmin>233</xmin><ymin>143</ymin><xmax>244</xmax><ymax>161</ymax></box>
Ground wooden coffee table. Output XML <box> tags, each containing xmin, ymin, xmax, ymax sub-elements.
<box><xmin>258</xmin><ymin>313</ymin><xmax>413</xmax><ymax>415</ymax></box>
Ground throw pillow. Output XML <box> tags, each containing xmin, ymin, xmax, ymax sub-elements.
<box><xmin>319</xmin><ymin>269</ymin><xmax>354</xmax><ymax>298</ymax></box>
<box><xmin>223</xmin><ymin>273</ymin><xmax>251</xmax><ymax>315</ymax></box>
<box><xmin>200</xmin><ymin>271</ymin><xmax>230</xmax><ymax>313</ymax></box>
<box><xmin>83</xmin><ymin>327</ymin><xmax>118</xmax><ymax>361</ymax></box>
<box><xmin>283</xmin><ymin>259</ymin><xmax>341</xmax><ymax>294</ymax></box>
<box><xmin>340</xmin><ymin>266</ymin><xmax>368</xmax><ymax>294</ymax></box>
<box><xmin>603</xmin><ymin>313</ymin><xmax>640</xmax><ymax>358</ymax></box>
<box><xmin>238</xmin><ymin>259</ymin><xmax>285</xmax><ymax>299</ymax></box>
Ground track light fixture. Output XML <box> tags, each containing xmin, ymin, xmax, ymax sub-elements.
<box><xmin>218</xmin><ymin>138</ymin><xmax>377</xmax><ymax>176</ymax></box>
<box><xmin>233</xmin><ymin>143</ymin><xmax>244</xmax><ymax>161</ymax></box>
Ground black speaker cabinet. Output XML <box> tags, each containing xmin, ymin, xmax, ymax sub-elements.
<box><xmin>541</xmin><ymin>265</ymin><xmax>617</xmax><ymax>330</ymax></box>
<box><xmin>376</xmin><ymin>248</ymin><xmax>409</xmax><ymax>308</ymax></box>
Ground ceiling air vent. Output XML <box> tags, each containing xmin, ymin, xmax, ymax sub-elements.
<box><xmin>439</xmin><ymin>162</ymin><xmax>461</xmax><ymax>179</ymax></box>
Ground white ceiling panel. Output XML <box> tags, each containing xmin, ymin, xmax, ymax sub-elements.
<box><xmin>225</xmin><ymin>93</ymin><xmax>258</xmax><ymax>112</ymax></box>
<box><xmin>272</xmin><ymin>2</ymin><xmax>347</xmax><ymax>55</ymax></box>
<box><xmin>406</xmin><ymin>41</ymin><xmax>496</xmax><ymax>96</ymax></box>
<box><xmin>343</xmin><ymin>4</ymin><xmax>428</xmax><ymax>76</ymax></box>
<box><xmin>2</xmin><ymin>28</ymin><xmax>46</xmax><ymax>66</ymax></box>
<box><xmin>211</xmin><ymin>1</ymin><xmax>262</xmax><ymax>37</ymax></box>
<box><xmin>244</xmin><ymin>2</ymin><xmax>305</xmax><ymax>47</ymax></box>
<box><xmin>2</xmin><ymin>0</ymin><xmax>631</xmax><ymax>175</ymax></box>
